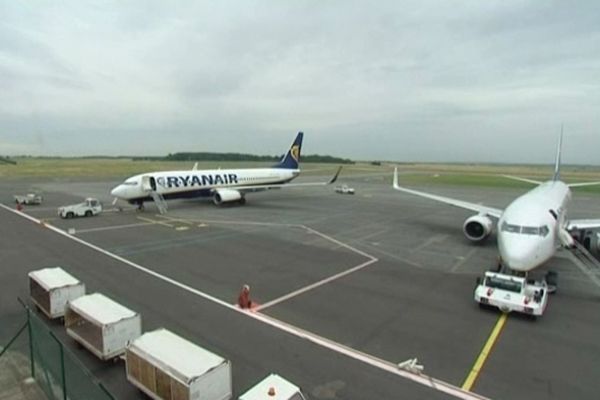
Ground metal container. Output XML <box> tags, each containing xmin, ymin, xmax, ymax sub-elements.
<box><xmin>126</xmin><ymin>328</ymin><xmax>232</xmax><ymax>400</ymax></box>
<box><xmin>28</xmin><ymin>267</ymin><xmax>85</xmax><ymax>319</ymax></box>
<box><xmin>65</xmin><ymin>293</ymin><xmax>142</xmax><ymax>360</ymax></box>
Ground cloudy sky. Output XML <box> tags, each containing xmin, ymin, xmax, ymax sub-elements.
<box><xmin>1</xmin><ymin>1</ymin><xmax>599</xmax><ymax>163</ymax></box>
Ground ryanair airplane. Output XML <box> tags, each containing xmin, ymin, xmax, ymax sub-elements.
<box><xmin>110</xmin><ymin>132</ymin><xmax>340</xmax><ymax>212</ymax></box>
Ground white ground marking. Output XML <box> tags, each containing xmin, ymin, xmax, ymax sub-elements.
<box><xmin>450</xmin><ymin>248</ymin><xmax>479</xmax><ymax>273</ymax></box>
<box><xmin>136</xmin><ymin>216</ymin><xmax>175</xmax><ymax>228</ymax></box>
<box><xmin>255</xmin><ymin>258</ymin><xmax>379</xmax><ymax>311</ymax></box>
<box><xmin>73</xmin><ymin>222</ymin><xmax>155</xmax><ymax>234</ymax></box>
<box><xmin>410</xmin><ymin>234</ymin><xmax>448</xmax><ymax>254</ymax></box>
<box><xmin>160</xmin><ymin>214</ymin><xmax>381</xmax><ymax>308</ymax></box>
<box><xmin>1</xmin><ymin>204</ymin><xmax>488</xmax><ymax>400</ymax></box>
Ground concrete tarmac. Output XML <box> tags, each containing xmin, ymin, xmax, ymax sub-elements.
<box><xmin>1</xmin><ymin>172</ymin><xmax>599</xmax><ymax>399</ymax></box>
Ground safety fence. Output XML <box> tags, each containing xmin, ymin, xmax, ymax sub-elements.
<box><xmin>0</xmin><ymin>299</ymin><xmax>115</xmax><ymax>400</ymax></box>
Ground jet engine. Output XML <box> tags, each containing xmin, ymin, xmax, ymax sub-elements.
<box><xmin>462</xmin><ymin>215</ymin><xmax>493</xmax><ymax>242</ymax></box>
<box><xmin>213</xmin><ymin>189</ymin><xmax>243</xmax><ymax>205</ymax></box>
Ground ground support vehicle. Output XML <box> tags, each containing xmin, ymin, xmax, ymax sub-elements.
<box><xmin>474</xmin><ymin>271</ymin><xmax>549</xmax><ymax>317</ymax></box>
<box><xmin>58</xmin><ymin>198</ymin><xmax>102</xmax><ymax>218</ymax></box>
<box><xmin>239</xmin><ymin>374</ymin><xmax>306</xmax><ymax>400</ymax></box>
<box><xmin>14</xmin><ymin>193</ymin><xmax>43</xmax><ymax>205</ymax></box>
<box><xmin>334</xmin><ymin>184</ymin><xmax>355</xmax><ymax>195</ymax></box>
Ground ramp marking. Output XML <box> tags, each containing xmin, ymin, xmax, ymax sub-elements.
<box><xmin>2</xmin><ymin>204</ymin><xmax>489</xmax><ymax>400</ymax></box>
<box><xmin>462</xmin><ymin>313</ymin><xmax>508</xmax><ymax>391</ymax></box>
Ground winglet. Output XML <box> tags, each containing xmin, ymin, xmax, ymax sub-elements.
<box><xmin>393</xmin><ymin>167</ymin><xmax>401</xmax><ymax>190</ymax></box>
<box><xmin>192</xmin><ymin>162</ymin><xmax>198</xmax><ymax>170</ymax></box>
<box><xmin>328</xmin><ymin>166</ymin><xmax>342</xmax><ymax>184</ymax></box>
<box><xmin>553</xmin><ymin>125</ymin><xmax>563</xmax><ymax>181</ymax></box>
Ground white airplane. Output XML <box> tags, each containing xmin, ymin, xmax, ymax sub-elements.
<box><xmin>392</xmin><ymin>133</ymin><xmax>600</xmax><ymax>275</ymax></box>
<box><xmin>111</xmin><ymin>132</ymin><xmax>340</xmax><ymax>210</ymax></box>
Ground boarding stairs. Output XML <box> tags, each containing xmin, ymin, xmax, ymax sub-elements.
<box><xmin>571</xmin><ymin>241</ymin><xmax>600</xmax><ymax>272</ymax></box>
<box><xmin>568</xmin><ymin>241</ymin><xmax>600</xmax><ymax>289</ymax></box>
<box><xmin>150</xmin><ymin>191</ymin><xmax>168</xmax><ymax>214</ymax></box>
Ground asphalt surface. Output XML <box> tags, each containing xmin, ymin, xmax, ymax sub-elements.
<box><xmin>1</xmin><ymin>171</ymin><xmax>600</xmax><ymax>400</ymax></box>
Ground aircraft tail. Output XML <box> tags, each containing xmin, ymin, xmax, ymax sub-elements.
<box><xmin>552</xmin><ymin>126</ymin><xmax>563</xmax><ymax>181</ymax></box>
<box><xmin>274</xmin><ymin>132</ymin><xmax>303</xmax><ymax>169</ymax></box>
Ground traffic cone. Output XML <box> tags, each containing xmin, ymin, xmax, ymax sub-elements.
<box><xmin>268</xmin><ymin>386</ymin><xmax>276</xmax><ymax>396</ymax></box>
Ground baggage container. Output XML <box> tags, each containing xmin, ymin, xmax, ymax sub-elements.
<box><xmin>239</xmin><ymin>374</ymin><xmax>306</xmax><ymax>400</ymax></box>
<box><xmin>28</xmin><ymin>267</ymin><xmax>85</xmax><ymax>319</ymax></box>
<box><xmin>126</xmin><ymin>328</ymin><xmax>232</xmax><ymax>400</ymax></box>
<box><xmin>65</xmin><ymin>293</ymin><xmax>141</xmax><ymax>360</ymax></box>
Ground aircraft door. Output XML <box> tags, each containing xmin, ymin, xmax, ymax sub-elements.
<box><xmin>141</xmin><ymin>175</ymin><xmax>157</xmax><ymax>192</ymax></box>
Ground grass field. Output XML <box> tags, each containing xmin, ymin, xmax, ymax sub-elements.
<box><xmin>2</xmin><ymin>158</ymin><xmax>600</xmax><ymax>194</ymax></box>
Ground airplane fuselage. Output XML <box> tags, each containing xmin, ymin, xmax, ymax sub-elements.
<box><xmin>497</xmin><ymin>181</ymin><xmax>571</xmax><ymax>272</ymax></box>
<box><xmin>111</xmin><ymin>167</ymin><xmax>299</xmax><ymax>203</ymax></box>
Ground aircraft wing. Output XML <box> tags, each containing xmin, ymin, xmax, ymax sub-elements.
<box><xmin>501</xmin><ymin>175</ymin><xmax>542</xmax><ymax>185</ymax></box>
<box><xmin>567</xmin><ymin>219</ymin><xmax>600</xmax><ymax>231</ymax></box>
<box><xmin>393</xmin><ymin>168</ymin><xmax>503</xmax><ymax>218</ymax></box>
<box><xmin>567</xmin><ymin>181</ymin><xmax>600</xmax><ymax>188</ymax></box>
<box><xmin>231</xmin><ymin>166</ymin><xmax>342</xmax><ymax>193</ymax></box>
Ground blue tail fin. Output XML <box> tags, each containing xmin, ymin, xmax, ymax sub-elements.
<box><xmin>274</xmin><ymin>132</ymin><xmax>303</xmax><ymax>169</ymax></box>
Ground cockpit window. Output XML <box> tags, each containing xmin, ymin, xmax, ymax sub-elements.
<box><xmin>501</xmin><ymin>222</ymin><xmax>520</xmax><ymax>233</ymax></box>
<box><xmin>521</xmin><ymin>226</ymin><xmax>539</xmax><ymax>235</ymax></box>
<box><xmin>501</xmin><ymin>222</ymin><xmax>550</xmax><ymax>237</ymax></box>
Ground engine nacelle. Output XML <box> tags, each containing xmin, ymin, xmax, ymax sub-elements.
<box><xmin>213</xmin><ymin>189</ymin><xmax>243</xmax><ymax>205</ymax></box>
<box><xmin>463</xmin><ymin>215</ymin><xmax>493</xmax><ymax>242</ymax></box>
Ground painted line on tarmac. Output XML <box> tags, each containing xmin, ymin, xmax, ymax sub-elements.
<box><xmin>136</xmin><ymin>216</ymin><xmax>176</xmax><ymax>228</ymax></box>
<box><xmin>255</xmin><ymin>257</ymin><xmax>378</xmax><ymax>311</ymax></box>
<box><xmin>74</xmin><ymin>222</ymin><xmax>154</xmax><ymax>234</ymax></box>
<box><xmin>161</xmin><ymin>214</ymin><xmax>383</xmax><ymax>310</ymax></box>
<box><xmin>1</xmin><ymin>204</ymin><xmax>489</xmax><ymax>400</ymax></box>
<box><xmin>462</xmin><ymin>313</ymin><xmax>508</xmax><ymax>391</ymax></box>
<box><xmin>157</xmin><ymin>214</ymin><xmax>298</xmax><ymax>229</ymax></box>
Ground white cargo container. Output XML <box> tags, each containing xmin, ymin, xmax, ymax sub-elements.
<box><xmin>239</xmin><ymin>374</ymin><xmax>306</xmax><ymax>400</ymax></box>
<box><xmin>126</xmin><ymin>329</ymin><xmax>232</xmax><ymax>400</ymax></box>
<box><xmin>28</xmin><ymin>267</ymin><xmax>86</xmax><ymax>319</ymax></box>
<box><xmin>65</xmin><ymin>293</ymin><xmax>142</xmax><ymax>360</ymax></box>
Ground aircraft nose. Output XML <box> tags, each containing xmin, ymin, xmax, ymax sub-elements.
<box><xmin>499</xmin><ymin>238</ymin><xmax>536</xmax><ymax>271</ymax></box>
<box><xmin>111</xmin><ymin>185</ymin><xmax>125</xmax><ymax>198</ymax></box>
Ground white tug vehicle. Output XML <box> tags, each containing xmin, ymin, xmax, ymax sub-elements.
<box><xmin>58</xmin><ymin>198</ymin><xmax>102</xmax><ymax>219</ymax></box>
<box><xmin>474</xmin><ymin>268</ymin><xmax>551</xmax><ymax>318</ymax></box>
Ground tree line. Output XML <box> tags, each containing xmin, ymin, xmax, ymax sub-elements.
<box><xmin>133</xmin><ymin>152</ymin><xmax>355</xmax><ymax>164</ymax></box>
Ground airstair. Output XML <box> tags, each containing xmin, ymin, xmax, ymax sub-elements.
<box><xmin>571</xmin><ymin>241</ymin><xmax>600</xmax><ymax>272</ymax></box>
<box><xmin>150</xmin><ymin>191</ymin><xmax>168</xmax><ymax>214</ymax></box>
<box><xmin>568</xmin><ymin>241</ymin><xmax>600</xmax><ymax>288</ymax></box>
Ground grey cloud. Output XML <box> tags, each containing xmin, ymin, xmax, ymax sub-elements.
<box><xmin>1</xmin><ymin>1</ymin><xmax>599</xmax><ymax>163</ymax></box>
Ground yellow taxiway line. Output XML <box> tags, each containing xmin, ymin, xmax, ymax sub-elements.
<box><xmin>462</xmin><ymin>313</ymin><xmax>508</xmax><ymax>391</ymax></box>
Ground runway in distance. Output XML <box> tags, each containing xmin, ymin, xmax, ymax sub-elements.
<box><xmin>111</xmin><ymin>132</ymin><xmax>341</xmax><ymax>211</ymax></box>
<box><xmin>392</xmin><ymin>133</ymin><xmax>600</xmax><ymax>273</ymax></box>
